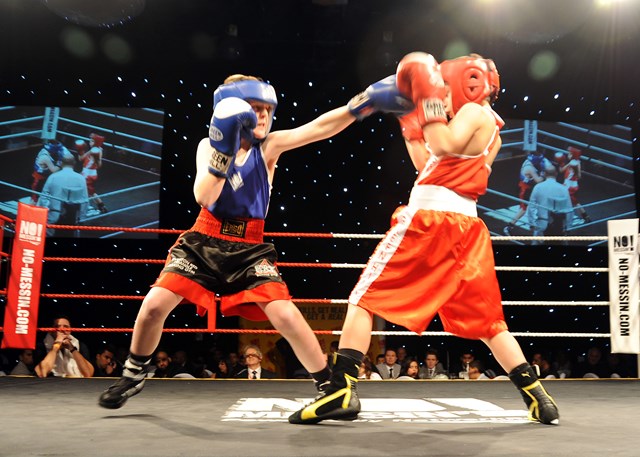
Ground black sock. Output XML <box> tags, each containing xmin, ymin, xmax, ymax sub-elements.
<box><xmin>337</xmin><ymin>348</ymin><xmax>364</xmax><ymax>364</ymax></box>
<box><xmin>129</xmin><ymin>353</ymin><xmax>152</xmax><ymax>365</ymax></box>
<box><xmin>310</xmin><ymin>364</ymin><xmax>331</xmax><ymax>385</ymax></box>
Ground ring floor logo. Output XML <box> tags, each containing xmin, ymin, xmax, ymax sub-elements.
<box><xmin>221</xmin><ymin>397</ymin><xmax>530</xmax><ymax>424</ymax></box>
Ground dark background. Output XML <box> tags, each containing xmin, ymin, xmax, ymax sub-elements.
<box><xmin>0</xmin><ymin>0</ymin><xmax>639</xmax><ymax>373</ymax></box>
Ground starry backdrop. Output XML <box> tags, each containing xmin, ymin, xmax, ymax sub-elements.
<box><xmin>0</xmin><ymin>0</ymin><xmax>639</xmax><ymax>371</ymax></box>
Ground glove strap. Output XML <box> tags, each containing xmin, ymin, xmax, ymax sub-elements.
<box><xmin>418</xmin><ymin>99</ymin><xmax>448</xmax><ymax>125</ymax></box>
<box><xmin>208</xmin><ymin>149</ymin><xmax>234</xmax><ymax>178</ymax></box>
<box><xmin>347</xmin><ymin>92</ymin><xmax>373</xmax><ymax>121</ymax></box>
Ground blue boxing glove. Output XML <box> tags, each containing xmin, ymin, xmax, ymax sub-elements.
<box><xmin>348</xmin><ymin>75</ymin><xmax>415</xmax><ymax>121</ymax></box>
<box><xmin>208</xmin><ymin>97</ymin><xmax>257</xmax><ymax>178</ymax></box>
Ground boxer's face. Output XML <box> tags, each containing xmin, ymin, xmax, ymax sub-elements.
<box><xmin>444</xmin><ymin>86</ymin><xmax>453</xmax><ymax>117</ymax></box>
<box><xmin>249</xmin><ymin>101</ymin><xmax>273</xmax><ymax>139</ymax></box>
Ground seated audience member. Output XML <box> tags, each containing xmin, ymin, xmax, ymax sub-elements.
<box><xmin>35</xmin><ymin>316</ymin><xmax>94</xmax><ymax>377</ymax></box>
<box><xmin>172</xmin><ymin>349</ymin><xmax>206</xmax><ymax>377</ymax></box>
<box><xmin>92</xmin><ymin>344</ymin><xmax>121</xmax><ymax>377</ymax></box>
<box><xmin>468</xmin><ymin>360</ymin><xmax>489</xmax><ymax>380</ymax></box>
<box><xmin>152</xmin><ymin>350</ymin><xmax>191</xmax><ymax>378</ymax></box>
<box><xmin>358</xmin><ymin>356</ymin><xmax>382</xmax><ymax>380</ymax></box>
<box><xmin>418</xmin><ymin>349</ymin><xmax>448</xmax><ymax>379</ymax></box>
<box><xmin>226</xmin><ymin>351</ymin><xmax>243</xmax><ymax>377</ymax></box>
<box><xmin>10</xmin><ymin>349</ymin><xmax>36</xmax><ymax>376</ymax></box>
<box><xmin>234</xmin><ymin>344</ymin><xmax>277</xmax><ymax>379</ymax></box>
<box><xmin>531</xmin><ymin>352</ymin><xmax>558</xmax><ymax>379</ymax></box>
<box><xmin>397</xmin><ymin>358</ymin><xmax>420</xmax><ymax>380</ymax></box>
<box><xmin>452</xmin><ymin>351</ymin><xmax>475</xmax><ymax>376</ymax></box>
<box><xmin>375</xmin><ymin>353</ymin><xmax>385</xmax><ymax>366</ymax></box>
<box><xmin>376</xmin><ymin>349</ymin><xmax>401</xmax><ymax>380</ymax></box>
<box><xmin>396</xmin><ymin>347</ymin><xmax>409</xmax><ymax>369</ymax></box>
<box><xmin>572</xmin><ymin>347</ymin><xmax>612</xmax><ymax>378</ymax></box>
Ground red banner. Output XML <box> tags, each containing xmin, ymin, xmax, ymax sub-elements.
<box><xmin>1</xmin><ymin>203</ymin><xmax>48</xmax><ymax>349</ymax></box>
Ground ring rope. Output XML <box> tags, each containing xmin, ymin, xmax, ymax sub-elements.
<box><xmin>40</xmin><ymin>257</ymin><xmax>606</xmax><ymax>273</ymax></box>
<box><xmin>0</xmin><ymin>327</ymin><xmax>610</xmax><ymax>339</ymax></box>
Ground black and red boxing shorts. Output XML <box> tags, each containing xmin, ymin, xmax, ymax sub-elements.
<box><xmin>153</xmin><ymin>208</ymin><xmax>291</xmax><ymax>321</ymax></box>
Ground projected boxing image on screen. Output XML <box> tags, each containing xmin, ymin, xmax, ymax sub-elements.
<box><xmin>479</xmin><ymin>119</ymin><xmax>635</xmax><ymax>245</ymax></box>
<box><xmin>0</xmin><ymin>105</ymin><xmax>164</xmax><ymax>238</ymax></box>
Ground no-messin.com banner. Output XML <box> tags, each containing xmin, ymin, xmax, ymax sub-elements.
<box><xmin>1</xmin><ymin>203</ymin><xmax>48</xmax><ymax>349</ymax></box>
<box><xmin>607</xmin><ymin>219</ymin><xmax>640</xmax><ymax>354</ymax></box>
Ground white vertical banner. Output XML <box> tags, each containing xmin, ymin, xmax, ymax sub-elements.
<box><xmin>523</xmin><ymin>120</ymin><xmax>537</xmax><ymax>152</ymax></box>
<box><xmin>607</xmin><ymin>219</ymin><xmax>640</xmax><ymax>354</ymax></box>
<box><xmin>41</xmin><ymin>107</ymin><xmax>60</xmax><ymax>140</ymax></box>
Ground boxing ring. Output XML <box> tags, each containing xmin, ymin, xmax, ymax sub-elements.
<box><xmin>0</xmin><ymin>105</ymin><xmax>163</xmax><ymax>238</ymax></box>
<box><xmin>1</xmin><ymin>219</ymin><xmax>640</xmax><ymax>456</ymax></box>
<box><xmin>484</xmin><ymin>120</ymin><xmax>635</xmax><ymax>244</ymax></box>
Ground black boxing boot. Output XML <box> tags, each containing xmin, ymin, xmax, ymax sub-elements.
<box><xmin>509</xmin><ymin>363</ymin><xmax>559</xmax><ymax>425</ymax></box>
<box><xmin>289</xmin><ymin>350</ymin><xmax>362</xmax><ymax>424</ymax></box>
<box><xmin>98</xmin><ymin>355</ymin><xmax>150</xmax><ymax>409</ymax></box>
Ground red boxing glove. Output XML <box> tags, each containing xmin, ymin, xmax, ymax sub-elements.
<box><xmin>398</xmin><ymin>109</ymin><xmax>424</xmax><ymax>142</ymax></box>
<box><xmin>396</xmin><ymin>52</ymin><xmax>447</xmax><ymax>126</ymax></box>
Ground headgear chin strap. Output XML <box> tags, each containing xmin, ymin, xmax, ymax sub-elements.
<box><xmin>440</xmin><ymin>56</ymin><xmax>500</xmax><ymax>115</ymax></box>
<box><xmin>213</xmin><ymin>80</ymin><xmax>278</xmax><ymax>138</ymax></box>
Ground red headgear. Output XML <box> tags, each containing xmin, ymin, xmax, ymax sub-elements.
<box><xmin>554</xmin><ymin>151</ymin><xmax>568</xmax><ymax>167</ymax></box>
<box><xmin>90</xmin><ymin>133</ymin><xmax>106</xmax><ymax>148</ymax></box>
<box><xmin>568</xmin><ymin>146</ymin><xmax>581</xmax><ymax>159</ymax></box>
<box><xmin>74</xmin><ymin>139</ymin><xmax>88</xmax><ymax>155</ymax></box>
<box><xmin>440</xmin><ymin>56</ymin><xmax>500</xmax><ymax>115</ymax></box>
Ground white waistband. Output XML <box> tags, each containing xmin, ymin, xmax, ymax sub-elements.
<box><xmin>408</xmin><ymin>185</ymin><xmax>477</xmax><ymax>217</ymax></box>
<box><xmin>82</xmin><ymin>168</ymin><xmax>97</xmax><ymax>177</ymax></box>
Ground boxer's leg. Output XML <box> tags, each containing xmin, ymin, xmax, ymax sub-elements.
<box><xmin>483</xmin><ymin>331</ymin><xmax>559</xmax><ymax>425</ymax></box>
<box><xmin>98</xmin><ymin>287</ymin><xmax>182</xmax><ymax>409</ymax></box>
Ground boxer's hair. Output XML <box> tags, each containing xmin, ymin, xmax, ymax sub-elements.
<box><xmin>224</xmin><ymin>74</ymin><xmax>262</xmax><ymax>84</ymax></box>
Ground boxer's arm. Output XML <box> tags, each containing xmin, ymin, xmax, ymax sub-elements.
<box><xmin>193</xmin><ymin>138</ymin><xmax>226</xmax><ymax>208</ymax></box>
<box><xmin>422</xmin><ymin>103</ymin><xmax>487</xmax><ymax>158</ymax></box>
<box><xmin>403</xmin><ymin>139</ymin><xmax>430</xmax><ymax>172</ymax></box>
<box><xmin>262</xmin><ymin>106</ymin><xmax>355</xmax><ymax>161</ymax></box>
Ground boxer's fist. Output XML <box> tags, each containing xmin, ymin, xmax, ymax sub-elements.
<box><xmin>397</xmin><ymin>108</ymin><xmax>424</xmax><ymax>142</ymax></box>
<box><xmin>396</xmin><ymin>52</ymin><xmax>447</xmax><ymax>126</ymax></box>
<box><xmin>348</xmin><ymin>75</ymin><xmax>414</xmax><ymax>121</ymax></box>
<box><xmin>208</xmin><ymin>97</ymin><xmax>257</xmax><ymax>178</ymax></box>
<box><xmin>396</xmin><ymin>52</ymin><xmax>446</xmax><ymax>102</ymax></box>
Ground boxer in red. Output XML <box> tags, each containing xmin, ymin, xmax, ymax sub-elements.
<box><xmin>290</xmin><ymin>53</ymin><xmax>559</xmax><ymax>426</ymax></box>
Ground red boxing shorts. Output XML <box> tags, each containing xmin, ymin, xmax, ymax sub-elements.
<box><xmin>153</xmin><ymin>208</ymin><xmax>291</xmax><ymax>321</ymax></box>
<box><xmin>349</xmin><ymin>205</ymin><xmax>508</xmax><ymax>340</ymax></box>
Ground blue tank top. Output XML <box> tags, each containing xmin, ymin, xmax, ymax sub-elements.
<box><xmin>208</xmin><ymin>145</ymin><xmax>271</xmax><ymax>219</ymax></box>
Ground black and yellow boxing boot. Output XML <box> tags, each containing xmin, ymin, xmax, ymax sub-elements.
<box><xmin>509</xmin><ymin>362</ymin><xmax>559</xmax><ymax>425</ymax></box>
<box><xmin>289</xmin><ymin>350</ymin><xmax>362</xmax><ymax>424</ymax></box>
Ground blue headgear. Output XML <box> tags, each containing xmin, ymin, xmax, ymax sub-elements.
<box><xmin>213</xmin><ymin>79</ymin><xmax>278</xmax><ymax>136</ymax></box>
<box><xmin>527</xmin><ymin>152</ymin><xmax>545</xmax><ymax>172</ymax></box>
<box><xmin>44</xmin><ymin>142</ymin><xmax>63</xmax><ymax>161</ymax></box>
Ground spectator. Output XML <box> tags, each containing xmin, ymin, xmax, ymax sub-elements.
<box><xmin>92</xmin><ymin>344</ymin><xmax>121</xmax><ymax>377</ymax></box>
<box><xmin>452</xmin><ymin>351</ymin><xmax>475</xmax><ymax>377</ymax></box>
<box><xmin>10</xmin><ymin>349</ymin><xmax>36</xmax><ymax>376</ymax></box>
<box><xmin>376</xmin><ymin>349</ymin><xmax>401</xmax><ymax>380</ymax></box>
<box><xmin>234</xmin><ymin>344</ymin><xmax>277</xmax><ymax>379</ymax></box>
<box><xmin>396</xmin><ymin>347</ymin><xmax>409</xmax><ymax>369</ymax></box>
<box><xmin>358</xmin><ymin>356</ymin><xmax>382</xmax><ymax>380</ymax></box>
<box><xmin>531</xmin><ymin>352</ymin><xmax>557</xmax><ymax>379</ymax></box>
<box><xmin>152</xmin><ymin>350</ymin><xmax>191</xmax><ymax>378</ymax></box>
<box><xmin>573</xmin><ymin>347</ymin><xmax>612</xmax><ymax>379</ymax></box>
<box><xmin>551</xmin><ymin>350</ymin><xmax>572</xmax><ymax>379</ymax></box>
<box><xmin>35</xmin><ymin>316</ymin><xmax>94</xmax><ymax>377</ymax></box>
<box><xmin>419</xmin><ymin>349</ymin><xmax>448</xmax><ymax>379</ymax></box>
<box><xmin>398</xmin><ymin>358</ymin><xmax>420</xmax><ymax>380</ymax></box>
